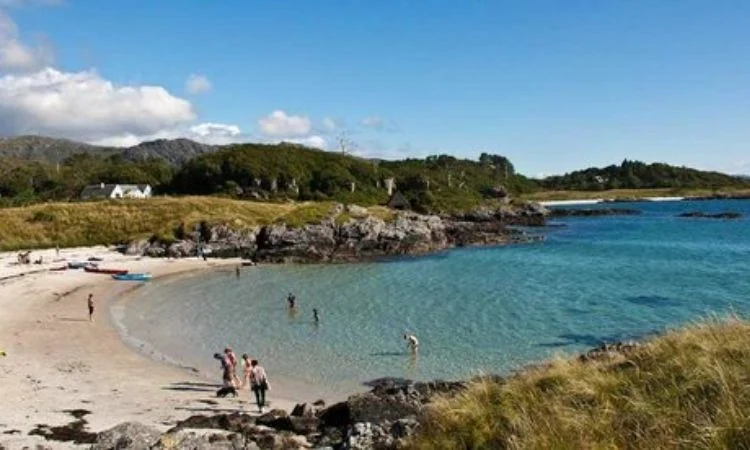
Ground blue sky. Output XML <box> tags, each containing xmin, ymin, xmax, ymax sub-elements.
<box><xmin>2</xmin><ymin>0</ymin><xmax>749</xmax><ymax>176</ymax></box>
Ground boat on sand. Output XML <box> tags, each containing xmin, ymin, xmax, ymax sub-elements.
<box><xmin>112</xmin><ymin>273</ymin><xmax>152</xmax><ymax>281</ymax></box>
<box><xmin>84</xmin><ymin>266</ymin><xmax>128</xmax><ymax>275</ymax></box>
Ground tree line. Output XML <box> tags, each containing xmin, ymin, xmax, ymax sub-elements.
<box><xmin>1</xmin><ymin>144</ymin><xmax>746</xmax><ymax>211</ymax></box>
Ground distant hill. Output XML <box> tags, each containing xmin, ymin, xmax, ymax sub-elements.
<box><xmin>120</xmin><ymin>138</ymin><xmax>216</xmax><ymax>166</ymax></box>
<box><xmin>0</xmin><ymin>135</ymin><xmax>117</xmax><ymax>163</ymax></box>
<box><xmin>540</xmin><ymin>159</ymin><xmax>750</xmax><ymax>190</ymax></box>
<box><xmin>0</xmin><ymin>135</ymin><xmax>216</xmax><ymax>166</ymax></box>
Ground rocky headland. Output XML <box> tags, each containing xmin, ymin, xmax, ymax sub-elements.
<box><xmin>123</xmin><ymin>203</ymin><xmax>550</xmax><ymax>263</ymax></box>
<box><xmin>677</xmin><ymin>211</ymin><xmax>743</xmax><ymax>219</ymax></box>
<box><xmin>548</xmin><ymin>207</ymin><xmax>642</xmax><ymax>217</ymax></box>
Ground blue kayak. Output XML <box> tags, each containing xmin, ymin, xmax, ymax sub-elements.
<box><xmin>112</xmin><ymin>273</ymin><xmax>152</xmax><ymax>281</ymax></box>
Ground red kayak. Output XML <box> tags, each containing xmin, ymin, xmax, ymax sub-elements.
<box><xmin>84</xmin><ymin>267</ymin><xmax>129</xmax><ymax>275</ymax></box>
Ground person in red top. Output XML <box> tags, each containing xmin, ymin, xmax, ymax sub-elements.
<box><xmin>224</xmin><ymin>347</ymin><xmax>239</xmax><ymax>386</ymax></box>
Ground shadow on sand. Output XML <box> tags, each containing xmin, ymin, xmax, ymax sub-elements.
<box><xmin>164</xmin><ymin>381</ymin><xmax>222</xmax><ymax>392</ymax></box>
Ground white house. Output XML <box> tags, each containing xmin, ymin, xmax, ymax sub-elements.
<box><xmin>80</xmin><ymin>183</ymin><xmax>153</xmax><ymax>200</ymax></box>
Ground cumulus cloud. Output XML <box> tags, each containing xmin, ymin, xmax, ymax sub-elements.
<box><xmin>91</xmin><ymin>122</ymin><xmax>244</xmax><ymax>147</ymax></box>
<box><xmin>321</xmin><ymin>117</ymin><xmax>337</xmax><ymax>132</ymax></box>
<box><xmin>258</xmin><ymin>110</ymin><xmax>311</xmax><ymax>137</ymax></box>
<box><xmin>0</xmin><ymin>0</ymin><xmax>62</xmax><ymax>6</ymax></box>
<box><xmin>185</xmin><ymin>73</ymin><xmax>212</xmax><ymax>95</ymax></box>
<box><xmin>360</xmin><ymin>116</ymin><xmax>384</xmax><ymax>130</ymax></box>
<box><xmin>0</xmin><ymin>10</ymin><xmax>54</xmax><ymax>72</ymax></box>
<box><xmin>0</xmin><ymin>67</ymin><xmax>196</xmax><ymax>141</ymax></box>
<box><xmin>285</xmin><ymin>135</ymin><xmax>326</xmax><ymax>149</ymax></box>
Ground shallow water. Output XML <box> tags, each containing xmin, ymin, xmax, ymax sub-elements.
<box><xmin>114</xmin><ymin>200</ymin><xmax>750</xmax><ymax>399</ymax></box>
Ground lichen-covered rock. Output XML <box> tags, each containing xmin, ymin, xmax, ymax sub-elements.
<box><xmin>90</xmin><ymin>422</ymin><xmax>161</xmax><ymax>450</ymax></box>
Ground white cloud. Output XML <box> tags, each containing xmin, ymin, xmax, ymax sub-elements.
<box><xmin>0</xmin><ymin>10</ymin><xmax>54</xmax><ymax>72</ymax></box>
<box><xmin>321</xmin><ymin>117</ymin><xmax>337</xmax><ymax>132</ymax></box>
<box><xmin>0</xmin><ymin>0</ymin><xmax>62</xmax><ymax>6</ymax></box>
<box><xmin>185</xmin><ymin>73</ymin><xmax>212</xmax><ymax>95</ymax></box>
<box><xmin>258</xmin><ymin>110</ymin><xmax>311</xmax><ymax>137</ymax></box>
<box><xmin>360</xmin><ymin>116</ymin><xmax>384</xmax><ymax>130</ymax></box>
<box><xmin>0</xmin><ymin>67</ymin><xmax>196</xmax><ymax>141</ymax></box>
<box><xmin>286</xmin><ymin>135</ymin><xmax>326</xmax><ymax>149</ymax></box>
<box><xmin>90</xmin><ymin>122</ymin><xmax>244</xmax><ymax>147</ymax></box>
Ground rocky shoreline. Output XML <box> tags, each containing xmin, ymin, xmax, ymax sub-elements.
<box><xmin>677</xmin><ymin>211</ymin><xmax>743</xmax><ymax>219</ymax></box>
<box><xmin>121</xmin><ymin>203</ymin><xmax>550</xmax><ymax>263</ymax></box>
<box><xmin>28</xmin><ymin>340</ymin><xmax>641</xmax><ymax>450</ymax></box>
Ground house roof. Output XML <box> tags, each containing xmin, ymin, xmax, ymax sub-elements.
<box><xmin>80</xmin><ymin>183</ymin><xmax>152</xmax><ymax>199</ymax></box>
<box><xmin>80</xmin><ymin>184</ymin><xmax>119</xmax><ymax>199</ymax></box>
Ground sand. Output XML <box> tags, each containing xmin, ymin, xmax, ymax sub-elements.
<box><xmin>0</xmin><ymin>247</ymin><xmax>304</xmax><ymax>449</ymax></box>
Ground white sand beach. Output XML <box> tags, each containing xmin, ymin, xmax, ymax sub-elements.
<box><xmin>0</xmin><ymin>247</ymin><xmax>303</xmax><ymax>449</ymax></box>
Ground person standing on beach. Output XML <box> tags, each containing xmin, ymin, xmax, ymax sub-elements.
<box><xmin>214</xmin><ymin>353</ymin><xmax>233</xmax><ymax>387</ymax></box>
<box><xmin>224</xmin><ymin>347</ymin><xmax>240</xmax><ymax>386</ymax></box>
<box><xmin>249</xmin><ymin>359</ymin><xmax>270</xmax><ymax>412</ymax></box>
<box><xmin>87</xmin><ymin>294</ymin><xmax>95</xmax><ymax>322</ymax></box>
<box><xmin>240</xmin><ymin>353</ymin><xmax>252</xmax><ymax>388</ymax></box>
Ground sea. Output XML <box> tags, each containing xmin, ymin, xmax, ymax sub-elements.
<box><xmin>112</xmin><ymin>199</ymin><xmax>750</xmax><ymax>400</ymax></box>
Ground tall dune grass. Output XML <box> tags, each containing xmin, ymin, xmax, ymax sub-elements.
<box><xmin>0</xmin><ymin>197</ymin><xmax>342</xmax><ymax>250</ymax></box>
<box><xmin>408</xmin><ymin>319</ymin><xmax>750</xmax><ymax>449</ymax></box>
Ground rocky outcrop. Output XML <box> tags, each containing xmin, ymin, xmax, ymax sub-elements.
<box><xmin>88</xmin><ymin>338</ymin><xmax>650</xmax><ymax>449</ymax></box>
<box><xmin>133</xmin><ymin>203</ymin><xmax>548</xmax><ymax>263</ymax></box>
<box><xmin>87</xmin><ymin>378</ymin><xmax>465</xmax><ymax>450</ymax></box>
<box><xmin>548</xmin><ymin>208</ymin><xmax>642</xmax><ymax>217</ymax></box>
<box><xmin>91</xmin><ymin>422</ymin><xmax>161</xmax><ymax>450</ymax></box>
<box><xmin>677</xmin><ymin>211</ymin><xmax>742</xmax><ymax>219</ymax></box>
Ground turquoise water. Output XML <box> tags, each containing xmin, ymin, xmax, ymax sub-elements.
<box><xmin>115</xmin><ymin>200</ymin><xmax>750</xmax><ymax>399</ymax></box>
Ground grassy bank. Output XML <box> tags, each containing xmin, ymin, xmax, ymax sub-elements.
<box><xmin>408</xmin><ymin>318</ymin><xmax>750</xmax><ymax>449</ymax></box>
<box><xmin>522</xmin><ymin>187</ymin><xmax>750</xmax><ymax>202</ymax></box>
<box><xmin>0</xmin><ymin>197</ymin><xmax>395</xmax><ymax>251</ymax></box>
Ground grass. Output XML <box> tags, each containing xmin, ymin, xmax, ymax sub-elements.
<box><xmin>521</xmin><ymin>187</ymin><xmax>750</xmax><ymax>202</ymax></box>
<box><xmin>408</xmin><ymin>318</ymin><xmax>750</xmax><ymax>450</ymax></box>
<box><xmin>0</xmin><ymin>197</ymin><xmax>390</xmax><ymax>251</ymax></box>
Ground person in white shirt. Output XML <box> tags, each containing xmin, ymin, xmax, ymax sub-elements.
<box><xmin>249</xmin><ymin>359</ymin><xmax>270</xmax><ymax>412</ymax></box>
<box><xmin>404</xmin><ymin>333</ymin><xmax>419</xmax><ymax>353</ymax></box>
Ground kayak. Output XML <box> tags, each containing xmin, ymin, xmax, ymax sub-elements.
<box><xmin>49</xmin><ymin>266</ymin><xmax>68</xmax><ymax>272</ymax></box>
<box><xmin>84</xmin><ymin>266</ymin><xmax>128</xmax><ymax>275</ymax></box>
<box><xmin>68</xmin><ymin>261</ymin><xmax>93</xmax><ymax>269</ymax></box>
<box><xmin>112</xmin><ymin>273</ymin><xmax>152</xmax><ymax>281</ymax></box>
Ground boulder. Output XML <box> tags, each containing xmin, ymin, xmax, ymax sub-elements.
<box><xmin>255</xmin><ymin>409</ymin><xmax>293</xmax><ymax>432</ymax></box>
<box><xmin>168</xmin><ymin>413</ymin><xmax>255</xmax><ymax>434</ymax></box>
<box><xmin>152</xmin><ymin>430</ymin><xmax>251</xmax><ymax>450</ymax></box>
<box><xmin>347</xmin><ymin>422</ymin><xmax>392</xmax><ymax>450</ymax></box>
<box><xmin>291</xmin><ymin>403</ymin><xmax>314</xmax><ymax>418</ymax></box>
<box><xmin>124</xmin><ymin>239</ymin><xmax>149</xmax><ymax>256</ymax></box>
<box><xmin>288</xmin><ymin>416</ymin><xmax>319</xmax><ymax>435</ymax></box>
<box><xmin>91</xmin><ymin>422</ymin><xmax>161</xmax><ymax>450</ymax></box>
<box><xmin>345</xmin><ymin>204</ymin><xmax>369</xmax><ymax>218</ymax></box>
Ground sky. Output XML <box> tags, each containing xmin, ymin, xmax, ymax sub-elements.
<box><xmin>1</xmin><ymin>0</ymin><xmax>749</xmax><ymax>176</ymax></box>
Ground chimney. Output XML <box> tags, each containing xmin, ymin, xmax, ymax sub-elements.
<box><xmin>100</xmin><ymin>182</ymin><xmax>104</xmax><ymax>189</ymax></box>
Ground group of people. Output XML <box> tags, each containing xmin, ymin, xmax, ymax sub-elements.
<box><xmin>214</xmin><ymin>348</ymin><xmax>270</xmax><ymax>412</ymax></box>
<box><xmin>287</xmin><ymin>292</ymin><xmax>320</xmax><ymax>325</ymax></box>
